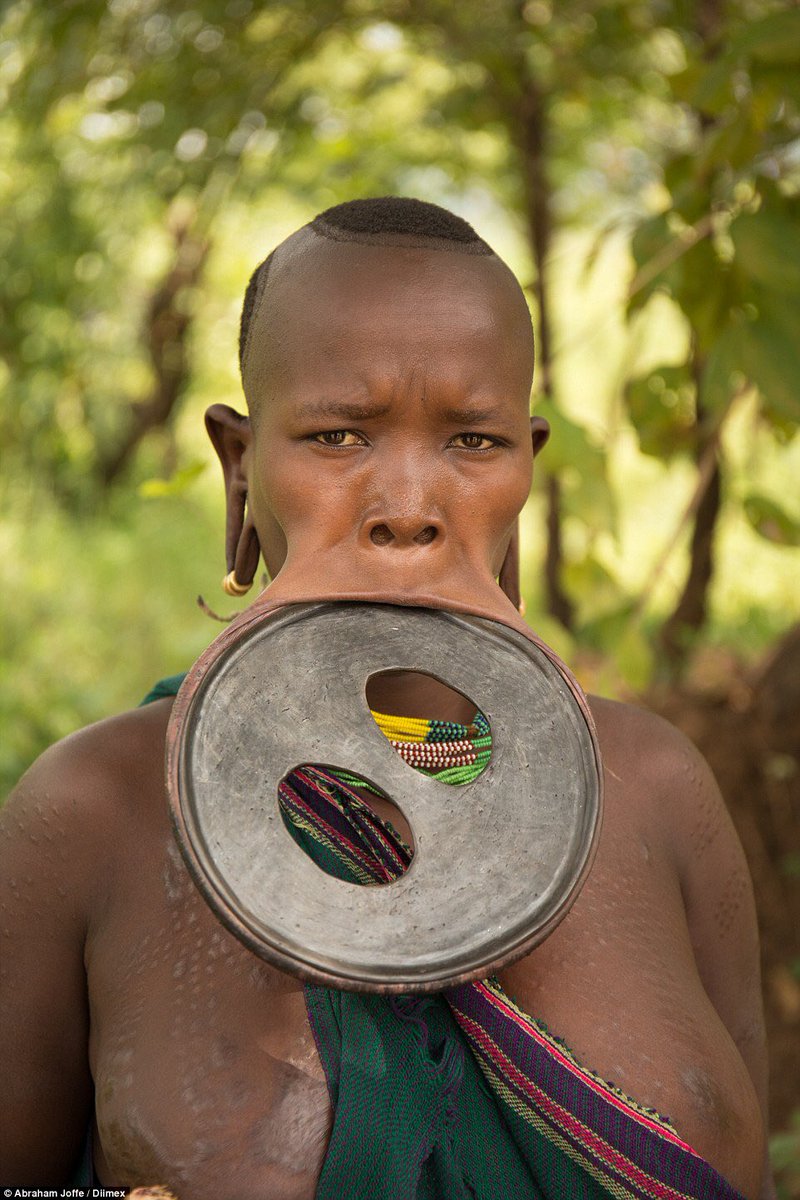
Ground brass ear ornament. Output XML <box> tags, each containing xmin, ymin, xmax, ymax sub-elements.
<box><xmin>222</xmin><ymin>570</ymin><xmax>253</xmax><ymax>597</ymax></box>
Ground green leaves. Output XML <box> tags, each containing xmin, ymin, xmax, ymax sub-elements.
<box><xmin>742</xmin><ymin>493</ymin><xmax>800</xmax><ymax>547</ymax></box>
<box><xmin>730</xmin><ymin>9</ymin><xmax>800</xmax><ymax>67</ymax></box>
<box><xmin>535</xmin><ymin>398</ymin><xmax>616</xmax><ymax>534</ymax></box>
<box><xmin>738</xmin><ymin>299</ymin><xmax>800</xmax><ymax>426</ymax></box>
<box><xmin>138</xmin><ymin>460</ymin><xmax>207</xmax><ymax>498</ymax></box>
<box><xmin>626</xmin><ymin>364</ymin><xmax>696</xmax><ymax>459</ymax></box>
<box><xmin>730</xmin><ymin>207</ymin><xmax>800</xmax><ymax>298</ymax></box>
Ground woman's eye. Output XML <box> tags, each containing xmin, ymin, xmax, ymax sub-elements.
<box><xmin>451</xmin><ymin>432</ymin><xmax>498</xmax><ymax>450</ymax></box>
<box><xmin>313</xmin><ymin>430</ymin><xmax>365</xmax><ymax>447</ymax></box>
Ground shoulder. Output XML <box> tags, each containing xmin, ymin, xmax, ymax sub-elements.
<box><xmin>8</xmin><ymin>697</ymin><xmax>173</xmax><ymax>806</ymax></box>
<box><xmin>585</xmin><ymin>694</ymin><xmax>728</xmax><ymax>856</ymax></box>
<box><xmin>1</xmin><ymin>700</ymin><xmax>174</xmax><ymax>913</ymax></box>
<box><xmin>587</xmin><ymin>692</ymin><xmax>707</xmax><ymax>786</ymax></box>
<box><xmin>0</xmin><ymin>702</ymin><xmax>173</xmax><ymax>1182</ymax></box>
<box><xmin>584</xmin><ymin>693</ymin><xmax>754</xmax><ymax>935</ymax></box>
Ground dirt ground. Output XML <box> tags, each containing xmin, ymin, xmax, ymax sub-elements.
<box><xmin>647</xmin><ymin>625</ymin><xmax>800</xmax><ymax>1132</ymax></box>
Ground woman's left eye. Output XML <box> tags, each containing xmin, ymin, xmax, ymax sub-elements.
<box><xmin>450</xmin><ymin>432</ymin><xmax>499</xmax><ymax>450</ymax></box>
<box><xmin>313</xmin><ymin>430</ymin><xmax>366</xmax><ymax>447</ymax></box>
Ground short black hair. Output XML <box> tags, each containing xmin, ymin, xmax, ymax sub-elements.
<box><xmin>239</xmin><ymin>197</ymin><xmax>495</xmax><ymax>376</ymax></box>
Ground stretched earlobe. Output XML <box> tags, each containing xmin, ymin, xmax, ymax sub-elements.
<box><xmin>530</xmin><ymin>415</ymin><xmax>550</xmax><ymax>457</ymax></box>
<box><xmin>227</xmin><ymin>513</ymin><xmax>261</xmax><ymax>594</ymax></box>
<box><xmin>498</xmin><ymin>521</ymin><xmax>522</xmax><ymax>613</ymax></box>
<box><xmin>205</xmin><ymin>404</ymin><xmax>261</xmax><ymax>595</ymax></box>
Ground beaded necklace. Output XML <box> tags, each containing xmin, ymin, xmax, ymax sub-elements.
<box><xmin>336</xmin><ymin>709</ymin><xmax>492</xmax><ymax>792</ymax></box>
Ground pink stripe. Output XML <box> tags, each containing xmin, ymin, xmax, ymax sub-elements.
<box><xmin>308</xmin><ymin>770</ymin><xmax>407</xmax><ymax>871</ymax></box>
<box><xmin>280</xmin><ymin>785</ymin><xmax>390</xmax><ymax>879</ymax></box>
<box><xmin>457</xmin><ymin>1011</ymin><xmax>690</xmax><ymax>1200</ymax></box>
<box><xmin>472</xmin><ymin>981</ymin><xmax>695</xmax><ymax>1152</ymax></box>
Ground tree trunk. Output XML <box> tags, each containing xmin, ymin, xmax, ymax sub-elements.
<box><xmin>96</xmin><ymin>215</ymin><xmax>209</xmax><ymax>487</ymax></box>
<box><xmin>658</xmin><ymin>0</ymin><xmax>726</xmax><ymax>673</ymax></box>
<box><xmin>658</xmin><ymin>442</ymin><xmax>722</xmax><ymax>668</ymax></box>
<box><xmin>516</xmin><ymin>77</ymin><xmax>575</xmax><ymax>630</ymax></box>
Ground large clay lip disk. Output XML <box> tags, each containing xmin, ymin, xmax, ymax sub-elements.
<box><xmin>168</xmin><ymin>603</ymin><xmax>602</xmax><ymax>993</ymax></box>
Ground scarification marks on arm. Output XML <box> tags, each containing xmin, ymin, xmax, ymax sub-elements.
<box><xmin>689</xmin><ymin>761</ymin><xmax>723</xmax><ymax>858</ymax></box>
<box><xmin>713</xmin><ymin>864</ymin><xmax>749</xmax><ymax>939</ymax></box>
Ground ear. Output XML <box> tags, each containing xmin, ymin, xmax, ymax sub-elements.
<box><xmin>530</xmin><ymin>415</ymin><xmax>550</xmax><ymax>457</ymax></box>
<box><xmin>498</xmin><ymin>521</ymin><xmax>521</xmax><ymax>612</ymax></box>
<box><xmin>205</xmin><ymin>404</ymin><xmax>254</xmax><ymax>572</ymax></box>
<box><xmin>205</xmin><ymin>403</ymin><xmax>252</xmax><ymax>489</ymax></box>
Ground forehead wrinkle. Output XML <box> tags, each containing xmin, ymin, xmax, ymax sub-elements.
<box><xmin>293</xmin><ymin>398</ymin><xmax>393</xmax><ymax>422</ymax></box>
<box><xmin>244</xmin><ymin>233</ymin><xmax>534</xmax><ymax>420</ymax></box>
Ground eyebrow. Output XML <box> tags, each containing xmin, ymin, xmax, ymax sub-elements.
<box><xmin>292</xmin><ymin>399</ymin><xmax>512</xmax><ymax>426</ymax></box>
<box><xmin>294</xmin><ymin>399</ymin><xmax>393</xmax><ymax>422</ymax></box>
<box><xmin>439</xmin><ymin>405</ymin><xmax>509</xmax><ymax>425</ymax></box>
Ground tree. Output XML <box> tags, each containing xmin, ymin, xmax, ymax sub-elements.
<box><xmin>624</xmin><ymin>1</ymin><xmax>800</xmax><ymax>675</ymax></box>
<box><xmin>2</xmin><ymin>0</ymin><xmax>797</xmax><ymax>683</ymax></box>
<box><xmin>1</xmin><ymin>0</ymin><xmax>347</xmax><ymax>498</ymax></box>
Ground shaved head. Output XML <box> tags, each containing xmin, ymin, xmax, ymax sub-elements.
<box><xmin>238</xmin><ymin>197</ymin><xmax>534</xmax><ymax>422</ymax></box>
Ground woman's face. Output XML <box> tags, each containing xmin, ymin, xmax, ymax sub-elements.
<box><xmin>237</xmin><ymin>237</ymin><xmax>545</xmax><ymax>596</ymax></box>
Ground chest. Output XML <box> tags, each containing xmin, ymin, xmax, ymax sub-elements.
<box><xmin>87</xmin><ymin>809</ymin><xmax>761</xmax><ymax>1197</ymax></box>
<box><xmin>87</xmin><ymin>839</ymin><xmax>331</xmax><ymax>1196</ymax></box>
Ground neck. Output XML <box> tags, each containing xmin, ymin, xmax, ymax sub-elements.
<box><xmin>366</xmin><ymin>671</ymin><xmax>476</xmax><ymax>724</ymax></box>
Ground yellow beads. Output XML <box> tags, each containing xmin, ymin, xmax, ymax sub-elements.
<box><xmin>371</xmin><ymin>710</ymin><xmax>431</xmax><ymax>743</ymax></box>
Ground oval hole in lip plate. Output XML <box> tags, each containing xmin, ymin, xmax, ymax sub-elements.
<box><xmin>278</xmin><ymin>763</ymin><xmax>415</xmax><ymax>884</ymax></box>
<box><xmin>365</xmin><ymin>669</ymin><xmax>491</xmax><ymax>786</ymax></box>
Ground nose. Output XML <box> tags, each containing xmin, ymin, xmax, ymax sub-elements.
<box><xmin>361</xmin><ymin>446</ymin><xmax>445</xmax><ymax>550</ymax></box>
<box><xmin>367</xmin><ymin>516</ymin><xmax>441</xmax><ymax>548</ymax></box>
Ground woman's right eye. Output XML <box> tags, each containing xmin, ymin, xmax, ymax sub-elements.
<box><xmin>312</xmin><ymin>430</ymin><xmax>365</xmax><ymax>447</ymax></box>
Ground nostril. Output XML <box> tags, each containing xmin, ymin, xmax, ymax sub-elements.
<box><xmin>413</xmin><ymin>526</ymin><xmax>438</xmax><ymax>546</ymax></box>
<box><xmin>370</xmin><ymin>524</ymin><xmax>395</xmax><ymax>546</ymax></box>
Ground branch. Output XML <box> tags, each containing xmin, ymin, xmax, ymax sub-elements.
<box><xmin>631</xmin><ymin>385</ymin><xmax>747</xmax><ymax>619</ymax></box>
<box><xmin>626</xmin><ymin>211</ymin><xmax>716</xmax><ymax>305</ymax></box>
<box><xmin>96</xmin><ymin>211</ymin><xmax>209</xmax><ymax>487</ymax></box>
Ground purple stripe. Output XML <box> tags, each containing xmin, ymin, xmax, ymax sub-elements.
<box><xmin>447</xmin><ymin>983</ymin><xmax>745</xmax><ymax>1200</ymax></box>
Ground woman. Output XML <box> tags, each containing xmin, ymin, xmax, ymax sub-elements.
<box><xmin>0</xmin><ymin>197</ymin><xmax>772</xmax><ymax>1198</ymax></box>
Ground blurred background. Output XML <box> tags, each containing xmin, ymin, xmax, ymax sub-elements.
<box><xmin>1</xmin><ymin>0</ymin><xmax>798</xmax><ymax>1180</ymax></box>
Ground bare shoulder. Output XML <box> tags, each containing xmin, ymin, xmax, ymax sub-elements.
<box><xmin>5</xmin><ymin>698</ymin><xmax>173</xmax><ymax>814</ymax></box>
<box><xmin>587</xmin><ymin>692</ymin><xmax>710</xmax><ymax>789</ymax></box>
<box><xmin>585</xmin><ymin>693</ymin><xmax>732</xmax><ymax>860</ymax></box>
<box><xmin>585</xmin><ymin>693</ymin><xmax>752</xmax><ymax>932</ymax></box>
<box><xmin>1</xmin><ymin>699</ymin><xmax>174</xmax><ymax>909</ymax></box>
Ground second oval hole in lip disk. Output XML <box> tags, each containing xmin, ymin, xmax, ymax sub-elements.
<box><xmin>278</xmin><ymin>763</ymin><xmax>414</xmax><ymax>883</ymax></box>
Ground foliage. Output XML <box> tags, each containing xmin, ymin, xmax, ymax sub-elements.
<box><xmin>771</xmin><ymin>1108</ymin><xmax>800</xmax><ymax>1200</ymax></box>
<box><xmin>1</xmin><ymin>0</ymin><xmax>491</xmax><ymax>497</ymax></box>
<box><xmin>1</xmin><ymin>0</ymin><xmax>798</xmax><ymax>715</ymax></box>
<box><xmin>619</xmin><ymin>2</ymin><xmax>800</xmax><ymax>669</ymax></box>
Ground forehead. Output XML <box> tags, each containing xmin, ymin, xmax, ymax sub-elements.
<box><xmin>243</xmin><ymin>234</ymin><xmax>534</xmax><ymax>410</ymax></box>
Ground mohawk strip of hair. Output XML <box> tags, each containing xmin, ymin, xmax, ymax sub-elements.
<box><xmin>238</xmin><ymin>197</ymin><xmax>494</xmax><ymax>375</ymax></box>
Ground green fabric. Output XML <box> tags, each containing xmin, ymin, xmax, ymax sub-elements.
<box><xmin>290</xmin><ymin>781</ymin><xmax>540</xmax><ymax>1198</ymax></box>
<box><xmin>139</xmin><ymin>673</ymin><xmax>187</xmax><ymax>705</ymax></box>
<box><xmin>306</xmin><ymin>988</ymin><xmax>540</xmax><ymax>1200</ymax></box>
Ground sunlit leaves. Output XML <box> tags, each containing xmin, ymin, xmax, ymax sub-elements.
<box><xmin>535</xmin><ymin>398</ymin><xmax>616</xmax><ymax>535</ymax></box>
<box><xmin>138</xmin><ymin>459</ymin><xmax>207</xmax><ymax>497</ymax></box>
<box><xmin>738</xmin><ymin>303</ymin><xmax>800</xmax><ymax>425</ymax></box>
